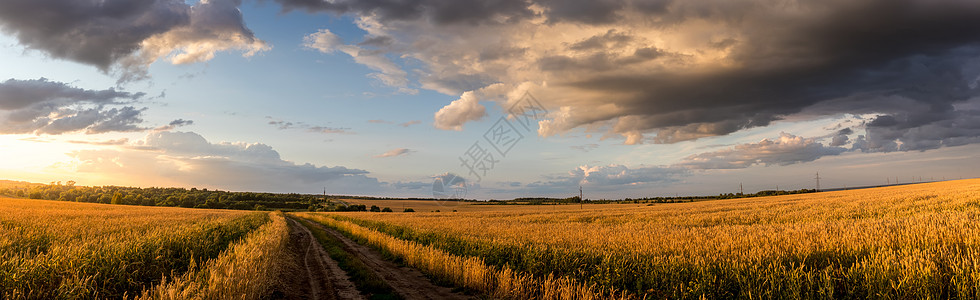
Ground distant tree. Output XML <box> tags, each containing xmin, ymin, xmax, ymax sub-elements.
<box><xmin>162</xmin><ymin>196</ymin><xmax>178</xmax><ymax>207</ymax></box>
<box><xmin>138</xmin><ymin>195</ymin><xmax>154</xmax><ymax>206</ymax></box>
<box><xmin>179</xmin><ymin>195</ymin><xmax>196</xmax><ymax>208</ymax></box>
<box><xmin>381</xmin><ymin>207</ymin><xmax>393</xmax><ymax>212</ymax></box>
<box><xmin>254</xmin><ymin>204</ymin><xmax>266</xmax><ymax>211</ymax></box>
<box><xmin>403</xmin><ymin>208</ymin><xmax>415</xmax><ymax>212</ymax></box>
<box><xmin>370</xmin><ymin>205</ymin><xmax>381</xmax><ymax>212</ymax></box>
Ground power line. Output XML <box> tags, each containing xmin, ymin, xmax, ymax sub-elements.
<box><xmin>814</xmin><ymin>172</ymin><xmax>821</xmax><ymax>191</ymax></box>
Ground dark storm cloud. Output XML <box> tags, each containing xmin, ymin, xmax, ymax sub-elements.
<box><xmin>556</xmin><ymin>0</ymin><xmax>980</xmax><ymax>144</ymax></box>
<box><xmin>0</xmin><ymin>0</ymin><xmax>185</xmax><ymax>71</ymax></box>
<box><xmin>538</xmin><ymin>52</ymin><xmax>662</xmax><ymax>73</ymax></box>
<box><xmin>0</xmin><ymin>0</ymin><xmax>266</xmax><ymax>80</ymax></box>
<box><xmin>855</xmin><ymin>103</ymin><xmax>980</xmax><ymax>152</ymax></box>
<box><xmin>292</xmin><ymin>0</ymin><xmax>980</xmax><ymax>152</ymax></box>
<box><xmin>273</xmin><ymin>0</ymin><xmax>534</xmax><ymax>25</ymax></box>
<box><xmin>0</xmin><ymin>78</ymin><xmax>148</xmax><ymax>134</ymax></box>
<box><xmin>273</xmin><ymin>0</ymin><xmax>662</xmax><ymax>25</ymax></box>
<box><xmin>538</xmin><ymin>0</ymin><xmax>624</xmax><ymax>24</ymax></box>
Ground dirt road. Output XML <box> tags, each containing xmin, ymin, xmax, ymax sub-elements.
<box><xmin>281</xmin><ymin>218</ymin><xmax>364</xmax><ymax>300</ymax></box>
<box><xmin>301</xmin><ymin>219</ymin><xmax>473</xmax><ymax>300</ymax></box>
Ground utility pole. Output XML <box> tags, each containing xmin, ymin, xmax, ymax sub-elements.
<box><xmin>887</xmin><ymin>177</ymin><xmax>890</xmax><ymax>185</ymax></box>
<box><xmin>579</xmin><ymin>186</ymin><xmax>583</xmax><ymax>209</ymax></box>
<box><xmin>740</xmin><ymin>183</ymin><xmax>743</xmax><ymax>195</ymax></box>
<box><xmin>815</xmin><ymin>172</ymin><xmax>821</xmax><ymax>191</ymax></box>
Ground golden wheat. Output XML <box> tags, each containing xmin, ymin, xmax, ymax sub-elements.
<box><xmin>0</xmin><ymin>197</ymin><xmax>268</xmax><ymax>299</ymax></box>
<box><xmin>140</xmin><ymin>211</ymin><xmax>292</xmax><ymax>300</ymax></box>
<box><xmin>304</xmin><ymin>179</ymin><xmax>980</xmax><ymax>299</ymax></box>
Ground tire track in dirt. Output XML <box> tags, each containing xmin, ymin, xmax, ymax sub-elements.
<box><xmin>302</xmin><ymin>220</ymin><xmax>473</xmax><ymax>300</ymax></box>
<box><xmin>288</xmin><ymin>218</ymin><xmax>364</xmax><ymax>300</ymax></box>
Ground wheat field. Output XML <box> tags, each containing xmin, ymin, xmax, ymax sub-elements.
<box><xmin>301</xmin><ymin>179</ymin><xmax>980</xmax><ymax>299</ymax></box>
<box><xmin>0</xmin><ymin>197</ymin><xmax>290</xmax><ymax>299</ymax></box>
<box><xmin>4</xmin><ymin>179</ymin><xmax>980</xmax><ymax>299</ymax></box>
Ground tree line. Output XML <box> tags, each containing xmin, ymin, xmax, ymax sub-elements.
<box><xmin>480</xmin><ymin>189</ymin><xmax>817</xmax><ymax>205</ymax></box>
<box><xmin>1</xmin><ymin>181</ymin><xmax>346</xmax><ymax>211</ymax></box>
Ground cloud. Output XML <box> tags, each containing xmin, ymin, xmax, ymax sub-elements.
<box><xmin>70</xmin><ymin>131</ymin><xmax>382</xmax><ymax>193</ymax></box>
<box><xmin>0</xmin><ymin>0</ymin><xmax>269</xmax><ymax>82</ymax></box>
<box><xmin>308</xmin><ymin>126</ymin><xmax>353</xmax><ymax>134</ymax></box>
<box><xmin>67</xmin><ymin>138</ymin><xmax>130</xmax><ymax>146</ymax></box>
<box><xmin>829</xmin><ymin>128</ymin><xmax>852</xmax><ymax>147</ymax></box>
<box><xmin>433</xmin><ymin>90</ymin><xmax>487</xmax><ymax>130</ymax></box>
<box><xmin>0</xmin><ymin>78</ymin><xmax>141</xmax><ymax>110</ymax></box>
<box><xmin>570</xmin><ymin>143</ymin><xmax>599</xmax><ymax>152</ymax></box>
<box><xmin>374</xmin><ymin>148</ymin><xmax>413</xmax><ymax>158</ymax></box>
<box><xmin>285</xmin><ymin>0</ymin><xmax>980</xmax><ymax>151</ymax></box>
<box><xmin>304</xmin><ymin>29</ymin><xmax>416</xmax><ymax>93</ymax></box>
<box><xmin>153</xmin><ymin>118</ymin><xmax>194</xmax><ymax>131</ymax></box>
<box><xmin>529</xmin><ymin>164</ymin><xmax>689</xmax><ymax>190</ymax></box>
<box><xmin>392</xmin><ymin>181</ymin><xmax>429</xmax><ymax>190</ymax></box>
<box><xmin>266</xmin><ymin>116</ymin><xmax>353</xmax><ymax>134</ymax></box>
<box><xmin>854</xmin><ymin>98</ymin><xmax>980</xmax><ymax>152</ymax></box>
<box><xmin>399</xmin><ymin>120</ymin><xmax>421</xmax><ymax>127</ymax></box>
<box><xmin>677</xmin><ymin>133</ymin><xmax>848</xmax><ymax>170</ymax></box>
<box><xmin>268</xmin><ymin>119</ymin><xmax>296</xmax><ymax>129</ymax></box>
<box><xmin>273</xmin><ymin>0</ymin><xmax>533</xmax><ymax>25</ymax></box>
<box><xmin>0</xmin><ymin>78</ymin><xmax>148</xmax><ymax>134</ymax></box>
<box><xmin>526</xmin><ymin>132</ymin><xmax>848</xmax><ymax>192</ymax></box>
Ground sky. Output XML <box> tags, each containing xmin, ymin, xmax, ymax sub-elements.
<box><xmin>1</xmin><ymin>0</ymin><xmax>980</xmax><ymax>200</ymax></box>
